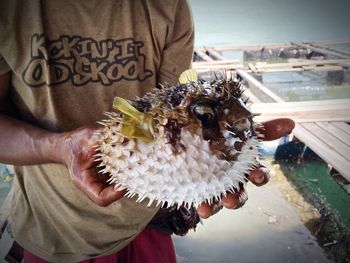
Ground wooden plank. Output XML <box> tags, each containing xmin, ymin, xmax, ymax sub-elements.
<box><xmin>259</xmin><ymin>65</ymin><xmax>344</xmax><ymax>73</ymax></box>
<box><xmin>252</xmin><ymin>99</ymin><xmax>350</xmax><ymax>113</ymax></box>
<box><xmin>253</xmin><ymin>99</ymin><xmax>350</xmax><ymax>123</ymax></box>
<box><xmin>195</xmin><ymin>64</ymin><xmax>344</xmax><ymax>73</ymax></box>
<box><xmin>197</xmin><ymin>44</ymin><xmax>292</xmax><ymax>52</ymax></box>
<box><xmin>304</xmin><ymin>41</ymin><xmax>350</xmax><ymax>57</ymax></box>
<box><xmin>252</xmin><ymin>99</ymin><xmax>350</xmax><ymax>110</ymax></box>
<box><xmin>254</xmin><ymin>110</ymin><xmax>350</xmax><ymax>123</ymax></box>
<box><xmin>304</xmin><ymin>39</ymin><xmax>350</xmax><ymax>46</ymax></box>
<box><xmin>195</xmin><ymin>68</ymin><xmax>246</xmax><ymax>74</ymax></box>
<box><xmin>293</xmin><ymin>124</ymin><xmax>350</xmax><ymax>181</ymax></box>
<box><xmin>194</xmin><ymin>61</ymin><xmax>346</xmax><ymax>73</ymax></box>
<box><xmin>242</xmin><ymin>88</ymin><xmax>262</xmax><ymax>103</ymax></box>
<box><xmin>236</xmin><ymin>69</ymin><xmax>285</xmax><ymax>102</ymax></box>
<box><xmin>205</xmin><ymin>47</ymin><xmax>227</xmax><ymax>61</ymax></box>
<box><xmin>194</xmin><ymin>64</ymin><xmax>245</xmax><ymax>71</ymax></box>
<box><xmin>254</xmin><ymin>98</ymin><xmax>350</xmax><ymax>107</ymax></box>
<box><xmin>333</xmin><ymin>122</ymin><xmax>350</xmax><ymax>135</ymax></box>
<box><xmin>193</xmin><ymin>61</ymin><xmax>242</xmax><ymax>71</ymax></box>
<box><xmin>316</xmin><ymin>122</ymin><xmax>350</xmax><ymax>146</ymax></box>
<box><xmin>194</xmin><ymin>48</ymin><xmax>214</xmax><ymax>61</ymax></box>
<box><xmin>193</xmin><ymin>60</ymin><xmax>240</xmax><ymax>66</ymax></box>
<box><xmin>254</xmin><ymin>110</ymin><xmax>350</xmax><ymax>119</ymax></box>
<box><xmin>304</xmin><ymin>123</ymin><xmax>350</xmax><ymax>158</ymax></box>
<box><xmin>253</xmin><ymin>104</ymin><xmax>350</xmax><ymax>114</ymax></box>
<box><xmin>252</xmin><ymin>99</ymin><xmax>350</xmax><ymax>123</ymax></box>
<box><xmin>291</xmin><ymin>42</ymin><xmax>349</xmax><ymax>59</ymax></box>
<box><xmin>255</xmin><ymin>58</ymin><xmax>350</xmax><ymax>69</ymax></box>
<box><xmin>197</xmin><ymin>40</ymin><xmax>350</xmax><ymax>52</ymax></box>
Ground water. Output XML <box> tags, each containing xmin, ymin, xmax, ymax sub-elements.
<box><xmin>189</xmin><ymin>0</ymin><xmax>350</xmax><ymax>46</ymax></box>
<box><xmin>258</xmin><ymin>71</ymin><xmax>350</xmax><ymax>102</ymax></box>
<box><xmin>189</xmin><ymin>0</ymin><xmax>350</xmax><ymax>101</ymax></box>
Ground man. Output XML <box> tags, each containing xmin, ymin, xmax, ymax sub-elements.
<box><xmin>0</xmin><ymin>0</ymin><xmax>294</xmax><ymax>262</ymax></box>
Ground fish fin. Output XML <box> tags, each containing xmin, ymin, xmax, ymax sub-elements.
<box><xmin>179</xmin><ymin>69</ymin><xmax>198</xmax><ymax>84</ymax></box>
<box><xmin>113</xmin><ymin>97</ymin><xmax>155</xmax><ymax>142</ymax></box>
<box><xmin>120</xmin><ymin>117</ymin><xmax>154</xmax><ymax>142</ymax></box>
<box><xmin>113</xmin><ymin>97</ymin><xmax>143</xmax><ymax>122</ymax></box>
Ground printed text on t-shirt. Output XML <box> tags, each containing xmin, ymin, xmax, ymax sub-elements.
<box><xmin>22</xmin><ymin>34</ymin><xmax>154</xmax><ymax>87</ymax></box>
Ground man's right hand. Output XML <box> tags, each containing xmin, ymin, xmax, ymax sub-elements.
<box><xmin>58</xmin><ymin>127</ymin><xmax>126</xmax><ymax>207</ymax></box>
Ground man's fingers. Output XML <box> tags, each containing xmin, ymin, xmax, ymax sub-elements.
<box><xmin>183</xmin><ymin>119</ymin><xmax>294</xmax><ymax>219</ymax></box>
<box><xmin>85</xmin><ymin>180</ymin><xmax>126</xmax><ymax>207</ymax></box>
<box><xmin>256</xmin><ymin>118</ymin><xmax>295</xmax><ymax>141</ymax></box>
<box><xmin>197</xmin><ymin>202</ymin><xmax>214</xmax><ymax>219</ymax></box>
<box><xmin>221</xmin><ymin>189</ymin><xmax>248</xmax><ymax>209</ymax></box>
<box><xmin>76</xmin><ymin>168</ymin><xmax>126</xmax><ymax>207</ymax></box>
<box><xmin>197</xmin><ymin>189</ymin><xmax>249</xmax><ymax>218</ymax></box>
<box><xmin>247</xmin><ymin>167</ymin><xmax>270</xmax><ymax>186</ymax></box>
<box><xmin>93</xmin><ymin>185</ymin><xmax>127</xmax><ymax>207</ymax></box>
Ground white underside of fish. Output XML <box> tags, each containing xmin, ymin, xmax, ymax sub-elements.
<box><xmin>96</xmin><ymin>123</ymin><xmax>260</xmax><ymax>208</ymax></box>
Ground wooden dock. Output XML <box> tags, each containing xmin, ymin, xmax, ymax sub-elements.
<box><xmin>194</xmin><ymin>39</ymin><xmax>350</xmax><ymax>73</ymax></box>
<box><xmin>252</xmin><ymin>100</ymin><xmax>350</xmax><ymax>181</ymax></box>
<box><xmin>193</xmin><ymin>40</ymin><xmax>350</xmax><ymax>181</ymax></box>
<box><xmin>293</xmin><ymin>122</ymin><xmax>350</xmax><ymax>181</ymax></box>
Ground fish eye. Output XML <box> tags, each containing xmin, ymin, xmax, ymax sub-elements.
<box><xmin>191</xmin><ymin>103</ymin><xmax>216</xmax><ymax>123</ymax></box>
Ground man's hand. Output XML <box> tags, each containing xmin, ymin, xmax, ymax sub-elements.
<box><xmin>59</xmin><ymin>127</ymin><xmax>126</xmax><ymax>207</ymax></box>
<box><xmin>56</xmin><ymin>118</ymin><xmax>294</xmax><ymax>209</ymax></box>
<box><xmin>196</xmin><ymin>118</ymin><xmax>295</xmax><ymax>219</ymax></box>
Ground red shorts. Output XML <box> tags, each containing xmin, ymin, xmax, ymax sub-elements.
<box><xmin>23</xmin><ymin>228</ymin><xmax>176</xmax><ymax>263</ymax></box>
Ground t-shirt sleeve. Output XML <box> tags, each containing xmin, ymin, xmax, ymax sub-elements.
<box><xmin>157</xmin><ymin>0</ymin><xmax>194</xmax><ymax>85</ymax></box>
<box><xmin>0</xmin><ymin>54</ymin><xmax>11</xmax><ymax>75</ymax></box>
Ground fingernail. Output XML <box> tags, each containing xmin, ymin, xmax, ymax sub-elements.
<box><xmin>197</xmin><ymin>203</ymin><xmax>213</xmax><ymax>219</ymax></box>
<box><xmin>238</xmin><ymin>190</ymin><xmax>248</xmax><ymax>204</ymax></box>
<box><xmin>254</xmin><ymin>174</ymin><xmax>266</xmax><ymax>184</ymax></box>
<box><xmin>252</xmin><ymin>167</ymin><xmax>270</xmax><ymax>185</ymax></box>
<box><xmin>221</xmin><ymin>193</ymin><xmax>239</xmax><ymax>209</ymax></box>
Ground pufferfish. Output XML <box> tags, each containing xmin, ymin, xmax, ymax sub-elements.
<box><xmin>94</xmin><ymin>69</ymin><xmax>262</xmax><ymax>209</ymax></box>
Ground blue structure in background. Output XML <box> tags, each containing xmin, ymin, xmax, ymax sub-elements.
<box><xmin>259</xmin><ymin>135</ymin><xmax>291</xmax><ymax>157</ymax></box>
<box><xmin>0</xmin><ymin>164</ymin><xmax>14</xmax><ymax>205</ymax></box>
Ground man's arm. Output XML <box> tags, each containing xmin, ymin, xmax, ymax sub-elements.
<box><xmin>0</xmin><ymin>72</ymin><xmax>125</xmax><ymax>206</ymax></box>
<box><xmin>0</xmin><ymin>73</ymin><xmax>64</xmax><ymax>165</ymax></box>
